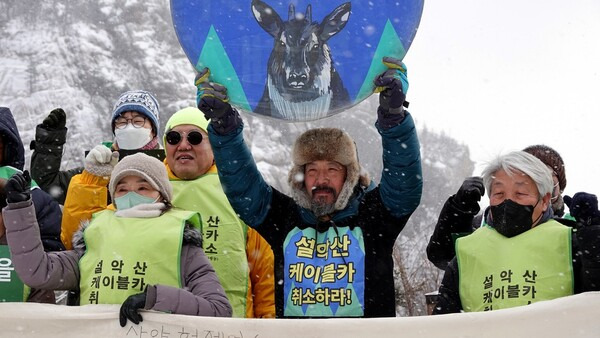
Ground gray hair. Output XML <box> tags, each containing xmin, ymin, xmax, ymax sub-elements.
<box><xmin>482</xmin><ymin>151</ymin><xmax>553</xmax><ymax>199</ymax></box>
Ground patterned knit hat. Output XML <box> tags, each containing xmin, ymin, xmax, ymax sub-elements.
<box><xmin>108</xmin><ymin>152</ymin><xmax>173</xmax><ymax>202</ymax></box>
<box><xmin>111</xmin><ymin>90</ymin><xmax>160</xmax><ymax>134</ymax></box>
<box><xmin>522</xmin><ymin>144</ymin><xmax>566</xmax><ymax>192</ymax></box>
<box><xmin>288</xmin><ymin>128</ymin><xmax>370</xmax><ymax>211</ymax></box>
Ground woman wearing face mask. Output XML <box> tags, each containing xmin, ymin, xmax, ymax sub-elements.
<box><xmin>2</xmin><ymin>153</ymin><xmax>232</xmax><ymax>326</ymax></box>
<box><xmin>433</xmin><ymin>151</ymin><xmax>600</xmax><ymax>314</ymax></box>
<box><xmin>111</xmin><ymin>90</ymin><xmax>161</xmax><ymax>151</ymax></box>
<box><xmin>59</xmin><ymin>90</ymin><xmax>162</xmax><ymax>250</ymax></box>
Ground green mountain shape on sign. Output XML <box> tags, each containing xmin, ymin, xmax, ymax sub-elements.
<box><xmin>196</xmin><ymin>25</ymin><xmax>251</xmax><ymax>112</ymax></box>
<box><xmin>355</xmin><ymin>20</ymin><xmax>407</xmax><ymax>103</ymax></box>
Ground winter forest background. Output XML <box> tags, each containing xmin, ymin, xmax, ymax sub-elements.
<box><xmin>0</xmin><ymin>0</ymin><xmax>475</xmax><ymax>315</ymax></box>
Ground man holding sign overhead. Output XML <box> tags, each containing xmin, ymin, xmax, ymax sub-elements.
<box><xmin>198</xmin><ymin>58</ymin><xmax>423</xmax><ymax>317</ymax></box>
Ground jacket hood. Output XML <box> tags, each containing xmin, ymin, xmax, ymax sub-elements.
<box><xmin>0</xmin><ymin>107</ymin><xmax>25</xmax><ymax>170</ymax></box>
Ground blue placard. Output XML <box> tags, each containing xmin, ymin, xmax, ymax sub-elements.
<box><xmin>171</xmin><ymin>0</ymin><xmax>424</xmax><ymax>121</ymax></box>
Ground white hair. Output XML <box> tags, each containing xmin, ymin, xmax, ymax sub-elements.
<box><xmin>482</xmin><ymin>151</ymin><xmax>553</xmax><ymax>199</ymax></box>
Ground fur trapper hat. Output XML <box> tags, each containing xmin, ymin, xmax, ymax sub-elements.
<box><xmin>288</xmin><ymin>128</ymin><xmax>370</xmax><ymax>211</ymax></box>
<box><xmin>523</xmin><ymin>144</ymin><xmax>566</xmax><ymax>192</ymax></box>
<box><xmin>108</xmin><ymin>152</ymin><xmax>173</xmax><ymax>202</ymax></box>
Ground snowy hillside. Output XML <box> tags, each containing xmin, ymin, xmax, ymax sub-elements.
<box><xmin>0</xmin><ymin>0</ymin><xmax>474</xmax><ymax>315</ymax></box>
<box><xmin>0</xmin><ymin>0</ymin><xmax>196</xmax><ymax>171</ymax></box>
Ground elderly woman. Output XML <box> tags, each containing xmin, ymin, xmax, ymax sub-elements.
<box><xmin>433</xmin><ymin>151</ymin><xmax>600</xmax><ymax>314</ymax></box>
<box><xmin>2</xmin><ymin>153</ymin><xmax>232</xmax><ymax>326</ymax></box>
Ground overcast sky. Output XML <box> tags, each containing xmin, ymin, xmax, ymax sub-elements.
<box><xmin>403</xmin><ymin>0</ymin><xmax>600</xmax><ymax>199</ymax></box>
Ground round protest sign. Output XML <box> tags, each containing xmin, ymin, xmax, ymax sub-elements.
<box><xmin>171</xmin><ymin>0</ymin><xmax>424</xmax><ymax>121</ymax></box>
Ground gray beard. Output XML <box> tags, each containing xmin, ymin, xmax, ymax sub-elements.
<box><xmin>311</xmin><ymin>200</ymin><xmax>336</xmax><ymax>217</ymax></box>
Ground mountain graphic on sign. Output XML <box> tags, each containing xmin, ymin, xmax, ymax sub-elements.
<box><xmin>355</xmin><ymin>20</ymin><xmax>407</xmax><ymax>103</ymax></box>
<box><xmin>197</xmin><ymin>25</ymin><xmax>251</xmax><ymax>112</ymax></box>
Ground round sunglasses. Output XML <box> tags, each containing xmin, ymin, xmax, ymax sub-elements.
<box><xmin>165</xmin><ymin>130</ymin><xmax>203</xmax><ymax>146</ymax></box>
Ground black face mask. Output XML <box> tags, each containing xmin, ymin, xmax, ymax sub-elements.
<box><xmin>490</xmin><ymin>199</ymin><xmax>541</xmax><ymax>238</ymax></box>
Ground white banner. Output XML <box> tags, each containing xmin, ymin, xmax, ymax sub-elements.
<box><xmin>1</xmin><ymin>292</ymin><xmax>599</xmax><ymax>338</ymax></box>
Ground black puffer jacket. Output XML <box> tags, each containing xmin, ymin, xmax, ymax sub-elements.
<box><xmin>30</xmin><ymin>121</ymin><xmax>83</xmax><ymax>204</ymax></box>
<box><xmin>0</xmin><ymin>107</ymin><xmax>25</xmax><ymax>170</ymax></box>
<box><xmin>0</xmin><ymin>107</ymin><xmax>65</xmax><ymax>252</ymax></box>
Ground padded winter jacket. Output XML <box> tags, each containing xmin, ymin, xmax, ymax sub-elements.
<box><xmin>60</xmin><ymin>164</ymin><xmax>275</xmax><ymax>318</ymax></box>
<box><xmin>0</xmin><ymin>107</ymin><xmax>64</xmax><ymax>252</ymax></box>
<box><xmin>30</xmin><ymin>123</ymin><xmax>83</xmax><ymax>205</ymax></box>
<box><xmin>0</xmin><ymin>107</ymin><xmax>25</xmax><ymax>171</ymax></box>
<box><xmin>208</xmin><ymin>112</ymin><xmax>423</xmax><ymax>317</ymax></box>
<box><xmin>3</xmin><ymin>199</ymin><xmax>232</xmax><ymax>317</ymax></box>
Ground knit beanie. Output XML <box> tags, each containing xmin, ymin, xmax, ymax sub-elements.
<box><xmin>164</xmin><ymin>107</ymin><xmax>209</xmax><ymax>132</ymax></box>
<box><xmin>288</xmin><ymin>128</ymin><xmax>370</xmax><ymax>212</ymax></box>
<box><xmin>111</xmin><ymin>90</ymin><xmax>160</xmax><ymax>134</ymax></box>
<box><xmin>108</xmin><ymin>152</ymin><xmax>173</xmax><ymax>202</ymax></box>
<box><xmin>163</xmin><ymin>107</ymin><xmax>209</xmax><ymax>143</ymax></box>
<box><xmin>523</xmin><ymin>144</ymin><xmax>566</xmax><ymax>192</ymax></box>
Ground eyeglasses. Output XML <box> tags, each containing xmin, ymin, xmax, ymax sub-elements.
<box><xmin>114</xmin><ymin>116</ymin><xmax>147</xmax><ymax>129</ymax></box>
<box><xmin>165</xmin><ymin>130</ymin><xmax>204</xmax><ymax>146</ymax></box>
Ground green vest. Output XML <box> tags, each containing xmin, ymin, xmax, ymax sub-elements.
<box><xmin>457</xmin><ymin>220</ymin><xmax>574</xmax><ymax>312</ymax></box>
<box><xmin>170</xmin><ymin>173</ymin><xmax>249</xmax><ymax>317</ymax></box>
<box><xmin>0</xmin><ymin>166</ymin><xmax>39</xmax><ymax>188</ymax></box>
<box><xmin>0</xmin><ymin>245</ymin><xmax>29</xmax><ymax>302</ymax></box>
<box><xmin>79</xmin><ymin>209</ymin><xmax>200</xmax><ymax>305</ymax></box>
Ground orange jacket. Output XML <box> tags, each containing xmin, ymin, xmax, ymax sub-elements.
<box><xmin>61</xmin><ymin>165</ymin><xmax>275</xmax><ymax>318</ymax></box>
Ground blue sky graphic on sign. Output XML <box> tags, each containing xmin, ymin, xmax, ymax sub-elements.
<box><xmin>171</xmin><ymin>0</ymin><xmax>423</xmax><ymax>121</ymax></box>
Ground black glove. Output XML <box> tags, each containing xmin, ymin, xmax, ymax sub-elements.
<box><xmin>564</xmin><ymin>192</ymin><xmax>600</xmax><ymax>226</ymax></box>
<box><xmin>195</xmin><ymin>68</ymin><xmax>234</xmax><ymax>119</ymax></box>
<box><xmin>5</xmin><ymin>171</ymin><xmax>32</xmax><ymax>204</ymax></box>
<box><xmin>373</xmin><ymin>57</ymin><xmax>409</xmax><ymax>115</ymax></box>
<box><xmin>41</xmin><ymin>108</ymin><xmax>66</xmax><ymax>130</ymax></box>
<box><xmin>453</xmin><ymin>176</ymin><xmax>484</xmax><ymax>212</ymax></box>
<box><xmin>119</xmin><ymin>291</ymin><xmax>147</xmax><ymax>327</ymax></box>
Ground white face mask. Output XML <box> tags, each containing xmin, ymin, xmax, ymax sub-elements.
<box><xmin>114</xmin><ymin>124</ymin><xmax>152</xmax><ymax>150</ymax></box>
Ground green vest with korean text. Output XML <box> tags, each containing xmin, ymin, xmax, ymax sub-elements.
<box><xmin>79</xmin><ymin>208</ymin><xmax>200</xmax><ymax>305</ymax></box>
<box><xmin>170</xmin><ymin>172</ymin><xmax>248</xmax><ymax>317</ymax></box>
<box><xmin>456</xmin><ymin>219</ymin><xmax>573</xmax><ymax>312</ymax></box>
<box><xmin>0</xmin><ymin>245</ymin><xmax>30</xmax><ymax>302</ymax></box>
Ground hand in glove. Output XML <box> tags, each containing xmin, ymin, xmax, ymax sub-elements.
<box><xmin>84</xmin><ymin>145</ymin><xmax>119</xmax><ymax>177</ymax></box>
<box><xmin>373</xmin><ymin>57</ymin><xmax>409</xmax><ymax>115</ymax></box>
<box><xmin>195</xmin><ymin>67</ymin><xmax>233</xmax><ymax>119</ymax></box>
<box><xmin>5</xmin><ymin>171</ymin><xmax>32</xmax><ymax>204</ymax></box>
<box><xmin>41</xmin><ymin>108</ymin><xmax>67</xmax><ymax>130</ymax></box>
<box><xmin>564</xmin><ymin>192</ymin><xmax>600</xmax><ymax>226</ymax></box>
<box><xmin>453</xmin><ymin>176</ymin><xmax>485</xmax><ymax>213</ymax></box>
<box><xmin>119</xmin><ymin>291</ymin><xmax>147</xmax><ymax>327</ymax></box>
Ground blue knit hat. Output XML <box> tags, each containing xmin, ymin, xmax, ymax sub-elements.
<box><xmin>111</xmin><ymin>90</ymin><xmax>160</xmax><ymax>134</ymax></box>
